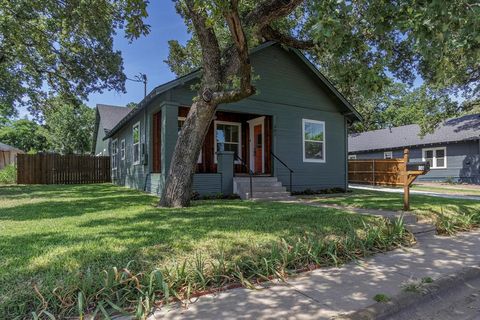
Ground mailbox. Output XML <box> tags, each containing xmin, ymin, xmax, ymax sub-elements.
<box><xmin>407</xmin><ymin>161</ymin><xmax>430</xmax><ymax>172</ymax></box>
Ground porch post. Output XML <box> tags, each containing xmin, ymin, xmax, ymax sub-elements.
<box><xmin>161</xmin><ymin>103</ymin><xmax>179</xmax><ymax>175</ymax></box>
<box><xmin>217</xmin><ymin>151</ymin><xmax>234</xmax><ymax>195</ymax></box>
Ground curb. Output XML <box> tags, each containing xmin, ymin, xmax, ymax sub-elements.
<box><xmin>336</xmin><ymin>265</ymin><xmax>480</xmax><ymax>320</ymax></box>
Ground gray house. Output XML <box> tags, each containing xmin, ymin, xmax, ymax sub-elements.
<box><xmin>349</xmin><ymin>114</ymin><xmax>480</xmax><ymax>183</ymax></box>
<box><xmin>92</xmin><ymin>104</ymin><xmax>132</xmax><ymax>156</ymax></box>
<box><xmin>104</xmin><ymin>42</ymin><xmax>361</xmax><ymax>199</ymax></box>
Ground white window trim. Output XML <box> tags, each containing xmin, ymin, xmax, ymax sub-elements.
<box><xmin>302</xmin><ymin>119</ymin><xmax>326</xmax><ymax>163</ymax></box>
<box><xmin>214</xmin><ymin>120</ymin><xmax>242</xmax><ymax>164</ymax></box>
<box><xmin>384</xmin><ymin>151</ymin><xmax>393</xmax><ymax>159</ymax></box>
<box><xmin>132</xmin><ymin>121</ymin><xmax>141</xmax><ymax>165</ymax></box>
<box><xmin>348</xmin><ymin>155</ymin><xmax>357</xmax><ymax>160</ymax></box>
<box><xmin>422</xmin><ymin>146</ymin><xmax>447</xmax><ymax>169</ymax></box>
<box><xmin>111</xmin><ymin>139</ymin><xmax>118</xmax><ymax>170</ymax></box>
<box><xmin>120</xmin><ymin>139</ymin><xmax>125</xmax><ymax>160</ymax></box>
<box><xmin>178</xmin><ymin>117</ymin><xmax>202</xmax><ymax>164</ymax></box>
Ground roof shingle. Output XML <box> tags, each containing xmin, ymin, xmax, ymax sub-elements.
<box><xmin>349</xmin><ymin>113</ymin><xmax>480</xmax><ymax>153</ymax></box>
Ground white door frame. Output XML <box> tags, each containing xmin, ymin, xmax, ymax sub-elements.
<box><xmin>247</xmin><ymin>116</ymin><xmax>265</xmax><ymax>173</ymax></box>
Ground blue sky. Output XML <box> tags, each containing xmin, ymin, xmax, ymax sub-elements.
<box><xmin>87</xmin><ymin>1</ymin><xmax>189</xmax><ymax>108</ymax></box>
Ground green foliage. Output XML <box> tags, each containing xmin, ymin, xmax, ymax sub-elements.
<box><xmin>43</xmin><ymin>97</ymin><xmax>95</xmax><ymax>154</ymax></box>
<box><xmin>0</xmin><ymin>164</ymin><xmax>16</xmax><ymax>184</ymax></box>
<box><xmin>0</xmin><ymin>0</ymin><xmax>150</xmax><ymax>113</ymax></box>
<box><xmin>351</xmin><ymin>83</ymin><xmax>461</xmax><ymax>134</ymax></box>
<box><xmin>0</xmin><ymin>184</ymin><xmax>413</xmax><ymax>318</ymax></box>
<box><xmin>373</xmin><ymin>293</ymin><xmax>391</xmax><ymax>303</ymax></box>
<box><xmin>165</xmin><ymin>0</ymin><xmax>478</xmax><ymax>132</ymax></box>
<box><xmin>0</xmin><ymin>118</ymin><xmax>49</xmax><ymax>152</ymax></box>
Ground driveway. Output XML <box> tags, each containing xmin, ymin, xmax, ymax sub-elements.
<box><xmin>349</xmin><ymin>184</ymin><xmax>480</xmax><ymax>201</ymax></box>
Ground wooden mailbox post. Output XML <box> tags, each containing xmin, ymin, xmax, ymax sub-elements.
<box><xmin>402</xmin><ymin>149</ymin><xmax>430</xmax><ymax>211</ymax></box>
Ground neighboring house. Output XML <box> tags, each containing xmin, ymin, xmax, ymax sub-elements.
<box><xmin>349</xmin><ymin>114</ymin><xmax>480</xmax><ymax>183</ymax></box>
<box><xmin>92</xmin><ymin>104</ymin><xmax>132</xmax><ymax>156</ymax></box>
<box><xmin>104</xmin><ymin>42</ymin><xmax>361</xmax><ymax>199</ymax></box>
<box><xmin>0</xmin><ymin>142</ymin><xmax>24</xmax><ymax>170</ymax></box>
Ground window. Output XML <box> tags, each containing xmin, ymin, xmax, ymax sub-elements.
<box><xmin>214</xmin><ymin>121</ymin><xmax>241</xmax><ymax>163</ymax></box>
<box><xmin>120</xmin><ymin>139</ymin><xmax>125</xmax><ymax>160</ymax></box>
<box><xmin>348</xmin><ymin>155</ymin><xmax>357</xmax><ymax>160</ymax></box>
<box><xmin>178</xmin><ymin>117</ymin><xmax>202</xmax><ymax>163</ymax></box>
<box><xmin>384</xmin><ymin>151</ymin><xmax>393</xmax><ymax>159</ymax></box>
<box><xmin>111</xmin><ymin>139</ymin><xmax>118</xmax><ymax>170</ymax></box>
<box><xmin>302</xmin><ymin>119</ymin><xmax>325</xmax><ymax>162</ymax></box>
<box><xmin>132</xmin><ymin>122</ymin><xmax>141</xmax><ymax>164</ymax></box>
<box><xmin>422</xmin><ymin>147</ymin><xmax>447</xmax><ymax>169</ymax></box>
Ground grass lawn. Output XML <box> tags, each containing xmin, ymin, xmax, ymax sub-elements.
<box><xmin>0</xmin><ymin>184</ymin><xmax>409</xmax><ymax>318</ymax></box>
<box><xmin>306</xmin><ymin>189</ymin><xmax>480</xmax><ymax>234</ymax></box>
<box><xmin>411</xmin><ymin>184</ymin><xmax>480</xmax><ymax>196</ymax></box>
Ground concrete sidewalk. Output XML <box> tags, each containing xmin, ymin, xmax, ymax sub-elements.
<box><xmin>350</xmin><ymin>184</ymin><xmax>480</xmax><ymax>201</ymax></box>
<box><xmin>152</xmin><ymin>230</ymin><xmax>480</xmax><ymax>319</ymax></box>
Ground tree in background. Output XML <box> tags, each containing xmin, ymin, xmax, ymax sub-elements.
<box><xmin>0</xmin><ymin>119</ymin><xmax>48</xmax><ymax>152</ymax></box>
<box><xmin>0</xmin><ymin>0</ymin><xmax>149</xmax><ymax>116</ymax></box>
<box><xmin>43</xmin><ymin>98</ymin><xmax>95</xmax><ymax>154</ymax></box>
<box><xmin>351</xmin><ymin>84</ymin><xmax>461</xmax><ymax>134</ymax></box>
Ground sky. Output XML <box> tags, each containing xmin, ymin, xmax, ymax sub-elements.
<box><xmin>87</xmin><ymin>1</ymin><xmax>190</xmax><ymax>108</ymax></box>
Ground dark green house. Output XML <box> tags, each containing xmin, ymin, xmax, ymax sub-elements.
<box><xmin>104</xmin><ymin>42</ymin><xmax>361</xmax><ymax>199</ymax></box>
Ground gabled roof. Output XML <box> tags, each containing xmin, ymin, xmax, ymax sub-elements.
<box><xmin>349</xmin><ymin>113</ymin><xmax>480</xmax><ymax>153</ymax></box>
<box><xmin>0</xmin><ymin>142</ymin><xmax>24</xmax><ymax>153</ymax></box>
<box><xmin>96</xmin><ymin>104</ymin><xmax>132</xmax><ymax>131</ymax></box>
<box><xmin>92</xmin><ymin>104</ymin><xmax>132</xmax><ymax>153</ymax></box>
<box><xmin>104</xmin><ymin>41</ymin><xmax>361</xmax><ymax>139</ymax></box>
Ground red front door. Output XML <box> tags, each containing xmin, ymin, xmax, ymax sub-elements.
<box><xmin>253</xmin><ymin>124</ymin><xmax>263</xmax><ymax>174</ymax></box>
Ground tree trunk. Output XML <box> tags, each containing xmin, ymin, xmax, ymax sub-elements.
<box><xmin>159</xmin><ymin>100</ymin><xmax>217</xmax><ymax>207</ymax></box>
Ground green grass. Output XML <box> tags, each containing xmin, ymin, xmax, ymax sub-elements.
<box><xmin>411</xmin><ymin>184</ymin><xmax>480</xmax><ymax>196</ymax></box>
<box><xmin>0</xmin><ymin>164</ymin><xmax>16</xmax><ymax>184</ymax></box>
<box><xmin>0</xmin><ymin>184</ymin><xmax>412</xmax><ymax>318</ymax></box>
<box><xmin>307</xmin><ymin>189</ymin><xmax>480</xmax><ymax>234</ymax></box>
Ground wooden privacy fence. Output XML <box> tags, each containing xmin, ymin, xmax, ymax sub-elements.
<box><xmin>17</xmin><ymin>153</ymin><xmax>111</xmax><ymax>184</ymax></box>
<box><xmin>348</xmin><ymin>154</ymin><xmax>408</xmax><ymax>186</ymax></box>
<box><xmin>349</xmin><ymin>149</ymin><xmax>430</xmax><ymax>210</ymax></box>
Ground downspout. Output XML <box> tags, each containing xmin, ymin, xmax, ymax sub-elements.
<box><xmin>344</xmin><ymin>116</ymin><xmax>349</xmax><ymax>191</ymax></box>
<box><xmin>143</xmin><ymin>101</ymin><xmax>149</xmax><ymax>192</ymax></box>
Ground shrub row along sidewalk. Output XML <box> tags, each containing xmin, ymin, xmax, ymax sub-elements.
<box><xmin>155</xmin><ymin>229</ymin><xmax>480</xmax><ymax>319</ymax></box>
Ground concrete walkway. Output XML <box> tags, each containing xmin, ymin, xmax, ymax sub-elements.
<box><xmin>153</xmin><ymin>228</ymin><xmax>480</xmax><ymax>319</ymax></box>
<box><xmin>350</xmin><ymin>184</ymin><xmax>480</xmax><ymax>201</ymax></box>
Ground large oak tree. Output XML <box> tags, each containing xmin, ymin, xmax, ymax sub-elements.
<box><xmin>1</xmin><ymin>0</ymin><xmax>478</xmax><ymax>207</ymax></box>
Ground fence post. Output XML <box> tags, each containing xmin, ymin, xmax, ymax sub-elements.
<box><xmin>403</xmin><ymin>148</ymin><xmax>410</xmax><ymax>211</ymax></box>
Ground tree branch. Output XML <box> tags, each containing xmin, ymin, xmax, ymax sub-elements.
<box><xmin>260</xmin><ymin>25</ymin><xmax>314</xmax><ymax>50</ymax></box>
<box><xmin>222</xmin><ymin>0</ymin><xmax>253</xmax><ymax>94</ymax></box>
<box><xmin>245</xmin><ymin>0</ymin><xmax>304</xmax><ymax>29</ymax></box>
<box><xmin>184</xmin><ymin>0</ymin><xmax>222</xmax><ymax>89</ymax></box>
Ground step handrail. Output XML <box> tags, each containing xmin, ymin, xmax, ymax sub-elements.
<box><xmin>270</xmin><ymin>151</ymin><xmax>294</xmax><ymax>193</ymax></box>
<box><xmin>234</xmin><ymin>154</ymin><xmax>254</xmax><ymax>199</ymax></box>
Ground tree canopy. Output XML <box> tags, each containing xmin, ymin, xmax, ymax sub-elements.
<box><xmin>0</xmin><ymin>0</ymin><xmax>150</xmax><ymax>116</ymax></box>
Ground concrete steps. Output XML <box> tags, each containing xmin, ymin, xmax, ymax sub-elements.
<box><xmin>234</xmin><ymin>176</ymin><xmax>292</xmax><ymax>200</ymax></box>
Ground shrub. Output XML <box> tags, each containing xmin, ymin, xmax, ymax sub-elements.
<box><xmin>0</xmin><ymin>164</ymin><xmax>16</xmax><ymax>184</ymax></box>
<box><xmin>191</xmin><ymin>191</ymin><xmax>241</xmax><ymax>200</ymax></box>
<box><xmin>292</xmin><ymin>187</ymin><xmax>347</xmax><ymax>196</ymax></box>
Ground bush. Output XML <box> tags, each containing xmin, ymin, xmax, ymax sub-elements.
<box><xmin>191</xmin><ymin>191</ymin><xmax>241</xmax><ymax>200</ymax></box>
<box><xmin>0</xmin><ymin>164</ymin><xmax>16</xmax><ymax>184</ymax></box>
<box><xmin>292</xmin><ymin>187</ymin><xmax>347</xmax><ymax>196</ymax></box>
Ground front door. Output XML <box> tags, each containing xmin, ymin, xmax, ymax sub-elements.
<box><xmin>248</xmin><ymin>117</ymin><xmax>265</xmax><ymax>174</ymax></box>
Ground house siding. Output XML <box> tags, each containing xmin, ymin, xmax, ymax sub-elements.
<box><xmin>350</xmin><ymin>140</ymin><xmax>480</xmax><ymax>183</ymax></box>
<box><xmin>95</xmin><ymin>127</ymin><xmax>109</xmax><ymax>156</ymax></box>
<box><xmin>110</xmin><ymin>44</ymin><xmax>350</xmax><ymax>195</ymax></box>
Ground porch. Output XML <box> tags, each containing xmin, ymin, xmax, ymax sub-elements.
<box><xmin>151</xmin><ymin>107</ymin><xmax>274</xmax><ymax>176</ymax></box>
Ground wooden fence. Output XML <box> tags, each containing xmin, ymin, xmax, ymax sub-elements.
<box><xmin>348</xmin><ymin>157</ymin><xmax>407</xmax><ymax>186</ymax></box>
<box><xmin>17</xmin><ymin>153</ymin><xmax>111</xmax><ymax>184</ymax></box>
